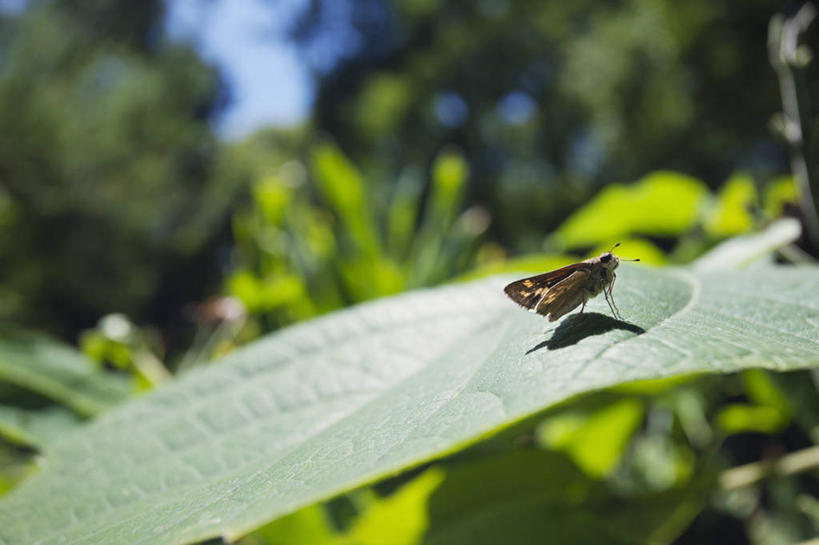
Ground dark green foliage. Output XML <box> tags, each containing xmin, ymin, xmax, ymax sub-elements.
<box><xmin>0</xmin><ymin>1</ymin><xmax>234</xmax><ymax>336</ymax></box>
<box><xmin>296</xmin><ymin>0</ymin><xmax>806</xmax><ymax>248</ymax></box>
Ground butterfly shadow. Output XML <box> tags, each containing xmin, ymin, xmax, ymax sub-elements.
<box><xmin>525</xmin><ymin>312</ymin><xmax>645</xmax><ymax>354</ymax></box>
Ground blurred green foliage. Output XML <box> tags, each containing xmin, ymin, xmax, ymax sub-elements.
<box><xmin>297</xmin><ymin>0</ymin><xmax>815</xmax><ymax>250</ymax></box>
<box><xmin>0</xmin><ymin>0</ymin><xmax>236</xmax><ymax>336</ymax></box>
<box><xmin>227</xmin><ymin>142</ymin><xmax>488</xmax><ymax>333</ymax></box>
<box><xmin>547</xmin><ymin>172</ymin><xmax>710</xmax><ymax>249</ymax></box>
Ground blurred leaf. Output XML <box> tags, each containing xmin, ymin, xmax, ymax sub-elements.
<box><xmin>243</xmin><ymin>504</ymin><xmax>337</xmax><ymax>545</ymax></box>
<box><xmin>387</xmin><ymin>169</ymin><xmax>424</xmax><ymax>260</ymax></box>
<box><xmin>228</xmin><ymin>271</ymin><xmax>306</xmax><ymax>314</ymax></box>
<box><xmin>345</xmin><ymin>450</ymin><xmax>707</xmax><ymax>545</ymax></box>
<box><xmin>339</xmin><ymin>256</ymin><xmax>405</xmax><ymax>301</ymax></box>
<box><xmin>411</xmin><ymin>150</ymin><xmax>470</xmax><ymax>285</ymax></box>
<box><xmin>715</xmin><ymin>404</ymin><xmax>789</xmax><ymax>435</ymax></box>
<box><xmin>457</xmin><ymin>254</ymin><xmax>574</xmax><ymax>281</ymax></box>
<box><xmin>344</xmin><ymin>469</ymin><xmax>445</xmax><ymax>545</ymax></box>
<box><xmin>693</xmin><ymin>218</ymin><xmax>801</xmax><ymax>270</ymax></box>
<box><xmin>0</xmin><ymin>442</ymin><xmax>34</xmax><ymax>497</ymax></box>
<box><xmin>796</xmin><ymin>494</ymin><xmax>819</xmax><ymax>530</ymax></box>
<box><xmin>588</xmin><ymin>238</ymin><xmax>667</xmax><ymax>265</ymax></box>
<box><xmin>611</xmin><ymin>374</ymin><xmax>700</xmax><ymax>396</ymax></box>
<box><xmin>0</xmin><ymin>404</ymin><xmax>82</xmax><ymax>448</ymax></box>
<box><xmin>312</xmin><ymin>143</ymin><xmax>381</xmax><ymax>259</ymax></box>
<box><xmin>625</xmin><ymin>433</ymin><xmax>696</xmax><ymax>492</ymax></box>
<box><xmin>602</xmin><ymin>474</ymin><xmax>711</xmax><ymax>545</ymax></box>
<box><xmin>743</xmin><ymin>369</ymin><xmax>791</xmax><ymax>417</ymax></box>
<box><xmin>301</xmin><ymin>208</ymin><xmax>337</xmax><ymax>260</ymax></box>
<box><xmin>0</xmin><ymin>266</ymin><xmax>817</xmax><ymax>545</ymax></box>
<box><xmin>766</xmin><ymin>371</ymin><xmax>819</xmax><ymax>443</ymax></box>
<box><xmin>703</xmin><ymin>173</ymin><xmax>757</xmax><ymax>237</ymax></box>
<box><xmin>421</xmin><ymin>450</ymin><xmax>633</xmax><ymax>545</ymax></box>
<box><xmin>79</xmin><ymin>332</ymin><xmax>132</xmax><ymax>370</ymax></box>
<box><xmin>356</xmin><ymin>74</ymin><xmax>411</xmax><ymax>138</ymax></box>
<box><xmin>0</xmin><ymin>328</ymin><xmax>130</xmax><ymax>416</ymax></box>
<box><xmin>550</xmin><ymin>172</ymin><xmax>709</xmax><ymax>248</ymax></box>
<box><xmin>430</xmin><ymin>151</ymin><xmax>468</xmax><ymax>219</ymax></box>
<box><xmin>538</xmin><ymin>399</ymin><xmax>644</xmax><ymax>478</ymax></box>
<box><xmin>253</xmin><ymin>176</ymin><xmax>292</xmax><ymax>226</ymax></box>
<box><xmin>763</xmin><ymin>176</ymin><xmax>798</xmax><ymax>218</ymax></box>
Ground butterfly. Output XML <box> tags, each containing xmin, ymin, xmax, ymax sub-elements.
<box><xmin>504</xmin><ymin>244</ymin><xmax>639</xmax><ymax>322</ymax></box>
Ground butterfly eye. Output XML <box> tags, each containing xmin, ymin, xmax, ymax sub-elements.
<box><xmin>600</xmin><ymin>253</ymin><xmax>611</xmax><ymax>263</ymax></box>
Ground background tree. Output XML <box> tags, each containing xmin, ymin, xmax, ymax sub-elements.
<box><xmin>291</xmin><ymin>0</ymin><xmax>810</xmax><ymax>249</ymax></box>
<box><xmin>0</xmin><ymin>0</ymin><xmax>237</xmax><ymax>340</ymax></box>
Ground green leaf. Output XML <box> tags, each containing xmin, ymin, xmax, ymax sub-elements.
<box><xmin>386</xmin><ymin>169</ymin><xmax>424</xmax><ymax>260</ymax></box>
<box><xmin>0</xmin><ymin>328</ymin><xmax>131</xmax><ymax>416</ymax></box>
<box><xmin>703</xmin><ymin>173</ymin><xmax>757</xmax><ymax>237</ymax></box>
<box><xmin>694</xmin><ymin>218</ymin><xmax>801</xmax><ymax>270</ymax></box>
<box><xmin>337</xmin><ymin>450</ymin><xmax>707</xmax><ymax>545</ymax></box>
<box><xmin>0</xmin><ymin>265</ymin><xmax>817</xmax><ymax>545</ymax></box>
<box><xmin>421</xmin><ymin>450</ymin><xmax>634</xmax><ymax>545</ymax></box>
<box><xmin>342</xmin><ymin>469</ymin><xmax>445</xmax><ymax>545</ymax></box>
<box><xmin>311</xmin><ymin>143</ymin><xmax>381</xmax><ymax>259</ymax></box>
<box><xmin>763</xmin><ymin>175</ymin><xmax>798</xmax><ymax>218</ymax></box>
<box><xmin>410</xmin><ymin>150</ymin><xmax>469</xmax><ymax>285</ymax></box>
<box><xmin>715</xmin><ymin>403</ymin><xmax>789</xmax><ymax>434</ymax></box>
<box><xmin>538</xmin><ymin>398</ymin><xmax>644</xmax><ymax>478</ymax></box>
<box><xmin>243</xmin><ymin>503</ymin><xmax>338</xmax><ymax>545</ymax></box>
<box><xmin>550</xmin><ymin>171</ymin><xmax>709</xmax><ymax>248</ymax></box>
<box><xmin>457</xmin><ymin>254</ymin><xmax>575</xmax><ymax>281</ymax></box>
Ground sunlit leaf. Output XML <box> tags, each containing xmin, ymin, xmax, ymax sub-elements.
<box><xmin>715</xmin><ymin>404</ymin><xmax>790</xmax><ymax>434</ymax></box>
<box><xmin>312</xmin><ymin>143</ymin><xmax>381</xmax><ymax>258</ymax></box>
<box><xmin>253</xmin><ymin>176</ymin><xmax>292</xmax><ymax>226</ymax></box>
<box><xmin>242</xmin><ymin>504</ymin><xmax>337</xmax><ymax>545</ymax></box>
<box><xmin>550</xmin><ymin>171</ymin><xmax>709</xmax><ymax>248</ymax></box>
<box><xmin>538</xmin><ymin>398</ymin><xmax>644</xmax><ymax>478</ymax></box>
<box><xmin>343</xmin><ymin>469</ymin><xmax>445</xmax><ymax>545</ymax></box>
<box><xmin>457</xmin><ymin>254</ymin><xmax>574</xmax><ymax>281</ymax></box>
<box><xmin>703</xmin><ymin>173</ymin><xmax>757</xmax><ymax>237</ymax></box>
<box><xmin>345</xmin><ymin>450</ymin><xmax>707</xmax><ymax>545</ymax></box>
<box><xmin>763</xmin><ymin>176</ymin><xmax>798</xmax><ymax>218</ymax></box>
<box><xmin>588</xmin><ymin>238</ymin><xmax>666</xmax><ymax>265</ymax></box>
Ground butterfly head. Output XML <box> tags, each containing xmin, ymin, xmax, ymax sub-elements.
<box><xmin>599</xmin><ymin>251</ymin><xmax>620</xmax><ymax>270</ymax></box>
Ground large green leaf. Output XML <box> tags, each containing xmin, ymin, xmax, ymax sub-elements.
<box><xmin>0</xmin><ymin>266</ymin><xmax>817</xmax><ymax>545</ymax></box>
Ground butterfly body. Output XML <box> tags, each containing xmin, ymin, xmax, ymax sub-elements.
<box><xmin>504</xmin><ymin>251</ymin><xmax>627</xmax><ymax>322</ymax></box>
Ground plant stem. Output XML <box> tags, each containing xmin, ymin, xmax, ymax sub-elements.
<box><xmin>768</xmin><ymin>4</ymin><xmax>819</xmax><ymax>253</ymax></box>
<box><xmin>719</xmin><ymin>444</ymin><xmax>819</xmax><ymax>490</ymax></box>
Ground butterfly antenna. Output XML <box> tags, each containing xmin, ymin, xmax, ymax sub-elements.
<box><xmin>610</xmin><ymin>242</ymin><xmax>621</xmax><ymax>252</ymax></box>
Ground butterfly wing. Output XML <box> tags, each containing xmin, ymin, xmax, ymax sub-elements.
<box><xmin>536</xmin><ymin>270</ymin><xmax>591</xmax><ymax>321</ymax></box>
<box><xmin>503</xmin><ymin>263</ymin><xmax>592</xmax><ymax>312</ymax></box>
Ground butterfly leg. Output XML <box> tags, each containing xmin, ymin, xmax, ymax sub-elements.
<box><xmin>604</xmin><ymin>289</ymin><xmax>618</xmax><ymax>319</ymax></box>
<box><xmin>608</xmin><ymin>273</ymin><xmax>620</xmax><ymax>315</ymax></box>
<box><xmin>580</xmin><ymin>300</ymin><xmax>586</xmax><ymax>314</ymax></box>
<box><xmin>603</xmin><ymin>278</ymin><xmax>620</xmax><ymax>320</ymax></box>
